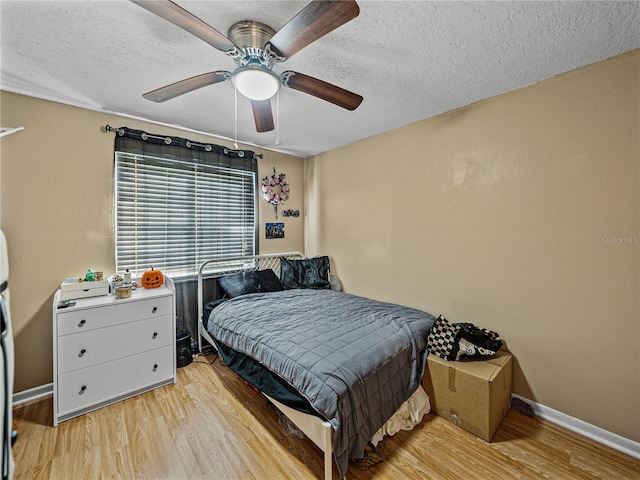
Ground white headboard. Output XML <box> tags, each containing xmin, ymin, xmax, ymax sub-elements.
<box><xmin>196</xmin><ymin>252</ymin><xmax>304</xmax><ymax>352</ymax></box>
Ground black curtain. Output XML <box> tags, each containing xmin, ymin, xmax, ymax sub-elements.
<box><xmin>114</xmin><ymin>126</ymin><xmax>258</xmax><ymax>340</ymax></box>
<box><xmin>114</xmin><ymin>127</ymin><xmax>257</xmax><ymax>170</ymax></box>
<box><xmin>174</xmin><ymin>276</ymin><xmax>220</xmax><ymax>336</ymax></box>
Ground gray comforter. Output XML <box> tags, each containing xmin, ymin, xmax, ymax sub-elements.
<box><xmin>208</xmin><ymin>288</ymin><xmax>435</xmax><ymax>477</ymax></box>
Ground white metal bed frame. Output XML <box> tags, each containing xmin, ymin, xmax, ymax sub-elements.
<box><xmin>197</xmin><ymin>252</ymin><xmax>336</xmax><ymax>480</ymax></box>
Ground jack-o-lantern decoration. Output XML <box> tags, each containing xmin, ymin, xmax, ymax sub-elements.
<box><xmin>141</xmin><ymin>265</ymin><xmax>164</xmax><ymax>289</ymax></box>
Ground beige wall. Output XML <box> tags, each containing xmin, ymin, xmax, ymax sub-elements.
<box><xmin>306</xmin><ymin>50</ymin><xmax>639</xmax><ymax>442</ymax></box>
<box><xmin>0</xmin><ymin>91</ymin><xmax>304</xmax><ymax>392</ymax></box>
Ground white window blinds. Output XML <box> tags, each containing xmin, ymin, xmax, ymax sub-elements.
<box><xmin>115</xmin><ymin>151</ymin><xmax>256</xmax><ymax>277</ymax></box>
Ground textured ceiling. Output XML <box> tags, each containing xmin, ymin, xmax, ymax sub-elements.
<box><xmin>1</xmin><ymin>1</ymin><xmax>639</xmax><ymax>158</ymax></box>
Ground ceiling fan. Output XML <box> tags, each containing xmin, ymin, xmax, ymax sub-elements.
<box><xmin>131</xmin><ymin>0</ymin><xmax>364</xmax><ymax>133</ymax></box>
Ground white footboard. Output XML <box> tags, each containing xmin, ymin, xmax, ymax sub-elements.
<box><xmin>263</xmin><ymin>394</ymin><xmax>334</xmax><ymax>480</ymax></box>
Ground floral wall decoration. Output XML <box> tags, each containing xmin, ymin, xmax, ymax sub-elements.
<box><xmin>262</xmin><ymin>167</ymin><xmax>289</xmax><ymax>219</ymax></box>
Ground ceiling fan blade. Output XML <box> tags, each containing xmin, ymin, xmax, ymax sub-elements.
<box><xmin>281</xmin><ymin>71</ymin><xmax>363</xmax><ymax>111</ymax></box>
<box><xmin>143</xmin><ymin>71</ymin><xmax>230</xmax><ymax>102</ymax></box>
<box><xmin>266</xmin><ymin>0</ymin><xmax>359</xmax><ymax>60</ymax></box>
<box><xmin>252</xmin><ymin>100</ymin><xmax>275</xmax><ymax>132</ymax></box>
<box><xmin>131</xmin><ymin>0</ymin><xmax>241</xmax><ymax>56</ymax></box>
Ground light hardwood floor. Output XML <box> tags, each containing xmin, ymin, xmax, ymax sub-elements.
<box><xmin>11</xmin><ymin>354</ymin><xmax>640</xmax><ymax>479</ymax></box>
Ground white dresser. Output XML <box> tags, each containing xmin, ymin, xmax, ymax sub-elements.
<box><xmin>52</xmin><ymin>277</ymin><xmax>176</xmax><ymax>426</ymax></box>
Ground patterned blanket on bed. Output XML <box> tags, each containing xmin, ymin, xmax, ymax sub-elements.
<box><xmin>208</xmin><ymin>288</ymin><xmax>435</xmax><ymax>478</ymax></box>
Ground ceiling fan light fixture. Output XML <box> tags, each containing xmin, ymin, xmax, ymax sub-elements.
<box><xmin>232</xmin><ymin>65</ymin><xmax>280</xmax><ymax>101</ymax></box>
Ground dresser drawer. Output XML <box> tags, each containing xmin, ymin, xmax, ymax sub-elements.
<box><xmin>57</xmin><ymin>345</ymin><xmax>173</xmax><ymax>415</ymax></box>
<box><xmin>57</xmin><ymin>315</ymin><xmax>173</xmax><ymax>374</ymax></box>
<box><xmin>57</xmin><ymin>296</ymin><xmax>173</xmax><ymax>336</ymax></box>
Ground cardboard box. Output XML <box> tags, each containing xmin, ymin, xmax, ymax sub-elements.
<box><xmin>60</xmin><ymin>279</ymin><xmax>110</xmax><ymax>300</ymax></box>
<box><xmin>422</xmin><ymin>350</ymin><xmax>512</xmax><ymax>441</ymax></box>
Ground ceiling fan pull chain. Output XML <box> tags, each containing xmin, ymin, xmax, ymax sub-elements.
<box><xmin>233</xmin><ymin>84</ymin><xmax>239</xmax><ymax>149</ymax></box>
<box><xmin>275</xmin><ymin>89</ymin><xmax>281</xmax><ymax>146</ymax></box>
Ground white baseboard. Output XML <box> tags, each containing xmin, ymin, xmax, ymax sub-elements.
<box><xmin>13</xmin><ymin>383</ymin><xmax>53</xmax><ymax>407</ymax></box>
<box><xmin>512</xmin><ymin>394</ymin><xmax>640</xmax><ymax>460</ymax></box>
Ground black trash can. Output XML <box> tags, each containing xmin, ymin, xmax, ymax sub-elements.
<box><xmin>176</xmin><ymin>330</ymin><xmax>193</xmax><ymax>368</ymax></box>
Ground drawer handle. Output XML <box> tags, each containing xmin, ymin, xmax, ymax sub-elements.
<box><xmin>78</xmin><ymin>319</ymin><xmax>86</xmax><ymax>327</ymax></box>
<box><xmin>152</xmin><ymin>332</ymin><xmax>158</xmax><ymax>339</ymax></box>
<box><xmin>153</xmin><ymin>364</ymin><xmax>158</xmax><ymax>371</ymax></box>
<box><xmin>79</xmin><ymin>385</ymin><xmax>87</xmax><ymax>394</ymax></box>
<box><xmin>79</xmin><ymin>349</ymin><xmax>87</xmax><ymax>357</ymax></box>
<box><xmin>152</xmin><ymin>307</ymin><xmax>158</xmax><ymax>313</ymax></box>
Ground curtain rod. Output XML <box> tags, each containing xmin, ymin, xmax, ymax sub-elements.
<box><xmin>104</xmin><ymin>125</ymin><xmax>263</xmax><ymax>159</ymax></box>
<box><xmin>0</xmin><ymin>126</ymin><xmax>24</xmax><ymax>138</ymax></box>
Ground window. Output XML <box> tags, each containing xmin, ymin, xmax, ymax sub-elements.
<box><xmin>114</xmin><ymin>128</ymin><xmax>257</xmax><ymax>278</ymax></box>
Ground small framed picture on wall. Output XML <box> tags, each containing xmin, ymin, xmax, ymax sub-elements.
<box><xmin>265</xmin><ymin>222</ymin><xmax>285</xmax><ymax>239</ymax></box>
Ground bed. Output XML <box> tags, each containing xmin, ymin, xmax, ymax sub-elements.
<box><xmin>197</xmin><ymin>253</ymin><xmax>436</xmax><ymax>479</ymax></box>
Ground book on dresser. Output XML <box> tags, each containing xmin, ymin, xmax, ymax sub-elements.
<box><xmin>52</xmin><ymin>277</ymin><xmax>176</xmax><ymax>426</ymax></box>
